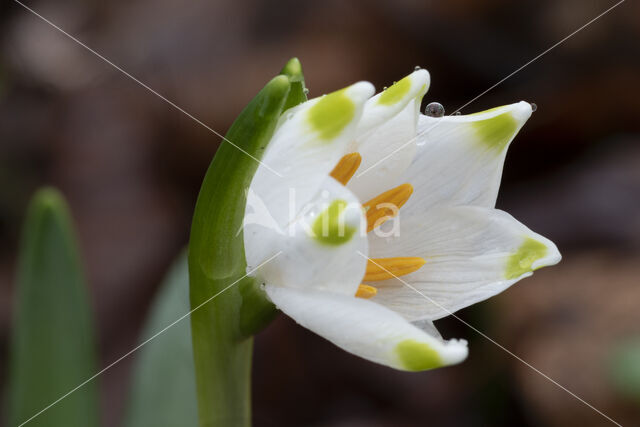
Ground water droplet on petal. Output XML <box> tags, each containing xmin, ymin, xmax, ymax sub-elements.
<box><xmin>414</xmin><ymin>65</ymin><xmax>422</xmax><ymax>71</ymax></box>
<box><xmin>531</xmin><ymin>102</ymin><xmax>537</xmax><ymax>112</ymax></box>
<box><xmin>454</xmin><ymin>111</ymin><xmax>462</xmax><ymax>116</ymax></box>
<box><xmin>383</xmin><ymin>86</ymin><xmax>388</xmax><ymax>91</ymax></box>
<box><xmin>424</xmin><ymin>102</ymin><xmax>445</xmax><ymax>118</ymax></box>
<box><xmin>303</xmin><ymin>88</ymin><xmax>309</xmax><ymax>95</ymax></box>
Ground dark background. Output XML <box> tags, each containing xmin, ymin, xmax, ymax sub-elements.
<box><xmin>1</xmin><ymin>0</ymin><xmax>639</xmax><ymax>426</ymax></box>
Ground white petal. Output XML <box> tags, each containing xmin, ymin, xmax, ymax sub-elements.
<box><xmin>368</xmin><ymin>206</ymin><xmax>561</xmax><ymax>321</ymax></box>
<box><xmin>356</xmin><ymin>69</ymin><xmax>430</xmax><ymax>135</ymax></box>
<box><xmin>249</xmin><ymin>81</ymin><xmax>374</xmax><ymax>228</ymax></box>
<box><xmin>265</xmin><ymin>285</ymin><xmax>468</xmax><ymax>371</ymax></box>
<box><xmin>347</xmin><ymin>70</ymin><xmax>429</xmax><ymax>202</ymax></box>
<box><xmin>247</xmin><ymin>178</ymin><xmax>367</xmax><ymax>296</ymax></box>
<box><xmin>400</xmin><ymin>102</ymin><xmax>532</xmax><ymax>214</ymax></box>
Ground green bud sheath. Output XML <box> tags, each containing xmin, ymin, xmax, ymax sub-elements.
<box><xmin>280</xmin><ymin>57</ymin><xmax>308</xmax><ymax>112</ymax></box>
<box><xmin>188</xmin><ymin>60</ymin><xmax>306</xmax><ymax>427</ymax></box>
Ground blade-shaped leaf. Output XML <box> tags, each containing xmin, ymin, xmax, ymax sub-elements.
<box><xmin>610</xmin><ymin>337</ymin><xmax>640</xmax><ymax>403</ymax></box>
<box><xmin>124</xmin><ymin>252</ymin><xmax>198</xmax><ymax>427</ymax></box>
<box><xmin>7</xmin><ymin>188</ymin><xmax>99</xmax><ymax>427</ymax></box>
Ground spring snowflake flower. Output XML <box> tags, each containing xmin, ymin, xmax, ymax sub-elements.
<box><xmin>243</xmin><ymin>69</ymin><xmax>561</xmax><ymax>371</ymax></box>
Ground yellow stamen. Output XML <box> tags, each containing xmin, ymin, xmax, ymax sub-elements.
<box><xmin>330</xmin><ymin>152</ymin><xmax>362</xmax><ymax>185</ymax></box>
<box><xmin>363</xmin><ymin>183</ymin><xmax>413</xmax><ymax>232</ymax></box>
<box><xmin>365</xmin><ymin>257</ymin><xmax>426</xmax><ymax>281</ymax></box>
<box><xmin>355</xmin><ymin>284</ymin><xmax>377</xmax><ymax>299</ymax></box>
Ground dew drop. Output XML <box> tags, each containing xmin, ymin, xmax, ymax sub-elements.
<box><xmin>414</xmin><ymin>65</ymin><xmax>422</xmax><ymax>71</ymax></box>
<box><xmin>424</xmin><ymin>102</ymin><xmax>445</xmax><ymax>118</ymax></box>
<box><xmin>303</xmin><ymin>88</ymin><xmax>309</xmax><ymax>95</ymax></box>
<box><xmin>531</xmin><ymin>102</ymin><xmax>537</xmax><ymax>112</ymax></box>
<box><xmin>383</xmin><ymin>86</ymin><xmax>388</xmax><ymax>91</ymax></box>
<box><xmin>454</xmin><ymin>111</ymin><xmax>462</xmax><ymax>116</ymax></box>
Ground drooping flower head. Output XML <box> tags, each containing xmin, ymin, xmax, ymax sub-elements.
<box><xmin>243</xmin><ymin>69</ymin><xmax>560</xmax><ymax>371</ymax></box>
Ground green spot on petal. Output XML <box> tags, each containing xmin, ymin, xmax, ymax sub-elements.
<box><xmin>468</xmin><ymin>105</ymin><xmax>505</xmax><ymax>116</ymax></box>
<box><xmin>311</xmin><ymin>199</ymin><xmax>356</xmax><ymax>246</ymax></box>
<box><xmin>505</xmin><ymin>237</ymin><xmax>548</xmax><ymax>279</ymax></box>
<box><xmin>308</xmin><ymin>89</ymin><xmax>355</xmax><ymax>140</ymax></box>
<box><xmin>378</xmin><ymin>76</ymin><xmax>411</xmax><ymax>106</ymax></box>
<box><xmin>472</xmin><ymin>111</ymin><xmax>519</xmax><ymax>151</ymax></box>
<box><xmin>396</xmin><ymin>339</ymin><xmax>442</xmax><ymax>371</ymax></box>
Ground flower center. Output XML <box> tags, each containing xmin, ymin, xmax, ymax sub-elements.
<box><xmin>330</xmin><ymin>152</ymin><xmax>427</xmax><ymax>299</ymax></box>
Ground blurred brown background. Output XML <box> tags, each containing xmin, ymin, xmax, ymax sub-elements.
<box><xmin>1</xmin><ymin>0</ymin><xmax>639</xmax><ymax>426</ymax></box>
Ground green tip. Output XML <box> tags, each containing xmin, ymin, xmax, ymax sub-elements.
<box><xmin>280</xmin><ymin>57</ymin><xmax>307</xmax><ymax>110</ymax></box>
<box><xmin>505</xmin><ymin>237</ymin><xmax>548</xmax><ymax>279</ymax></box>
<box><xmin>265</xmin><ymin>74</ymin><xmax>292</xmax><ymax>92</ymax></box>
<box><xmin>378</xmin><ymin>75</ymin><xmax>411</xmax><ymax>106</ymax></box>
<box><xmin>29</xmin><ymin>187</ymin><xmax>72</xmax><ymax>226</ymax></box>
<box><xmin>280</xmin><ymin>58</ymin><xmax>303</xmax><ymax>82</ymax></box>
<box><xmin>396</xmin><ymin>340</ymin><xmax>442</xmax><ymax>371</ymax></box>
<box><xmin>472</xmin><ymin>110</ymin><xmax>519</xmax><ymax>151</ymax></box>
<box><xmin>307</xmin><ymin>88</ymin><xmax>355</xmax><ymax>141</ymax></box>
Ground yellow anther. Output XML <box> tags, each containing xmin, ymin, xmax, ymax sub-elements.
<box><xmin>363</xmin><ymin>183</ymin><xmax>413</xmax><ymax>232</ymax></box>
<box><xmin>330</xmin><ymin>152</ymin><xmax>362</xmax><ymax>185</ymax></box>
<box><xmin>364</xmin><ymin>257</ymin><xmax>426</xmax><ymax>281</ymax></box>
<box><xmin>355</xmin><ymin>284</ymin><xmax>378</xmax><ymax>299</ymax></box>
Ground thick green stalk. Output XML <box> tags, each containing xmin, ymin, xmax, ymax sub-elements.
<box><xmin>8</xmin><ymin>188</ymin><xmax>99</xmax><ymax>427</ymax></box>
<box><xmin>188</xmin><ymin>58</ymin><xmax>306</xmax><ymax>427</ymax></box>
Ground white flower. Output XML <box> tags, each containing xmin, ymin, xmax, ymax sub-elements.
<box><xmin>243</xmin><ymin>69</ymin><xmax>561</xmax><ymax>371</ymax></box>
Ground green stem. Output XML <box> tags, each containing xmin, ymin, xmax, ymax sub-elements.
<box><xmin>188</xmin><ymin>58</ymin><xmax>306</xmax><ymax>427</ymax></box>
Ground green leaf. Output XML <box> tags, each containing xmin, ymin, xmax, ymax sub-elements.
<box><xmin>124</xmin><ymin>252</ymin><xmax>198</xmax><ymax>427</ymax></box>
<box><xmin>609</xmin><ymin>337</ymin><xmax>640</xmax><ymax>403</ymax></box>
<box><xmin>189</xmin><ymin>69</ymin><xmax>293</xmax><ymax>427</ymax></box>
<box><xmin>7</xmin><ymin>188</ymin><xmax>99</xmax><ymax>427</ymax></box>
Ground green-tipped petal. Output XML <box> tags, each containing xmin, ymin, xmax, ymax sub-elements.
<box><xmin>369</xmin><ymin>205</ymin><xmax>561</xmax><ymax>321</ymax></box>
<box><xmin>505</xmin><ymin>237</ymin><xmax>550</xmax><ymax>279</ymax></box>
<box><xmin>246</xmin><ymin>81</ymin><xmax>373</xmax><ymax>232</ymax></box>
<box><xmin>400</xmin><ymin>101</ymin><xmax>533</xmax><ymax>213</ymax></box>
<box><xmin>348</xmin><ymin>69</ymin><xmax>430</xmax><ymax>201</ymax></box>
<box><xmin>307</xmin><ymin>88</ymin><xmax>356</xmax><ymax>140</ymax></box>
<box><xmin>265</xmin><ymin>286</ymin><xmax>467</xmax><ymax>371</ymax></box>
<box><xmin>357</xmin><ymin>68</ymin><xmax>430</xmax><ymax>134</ymax></box>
